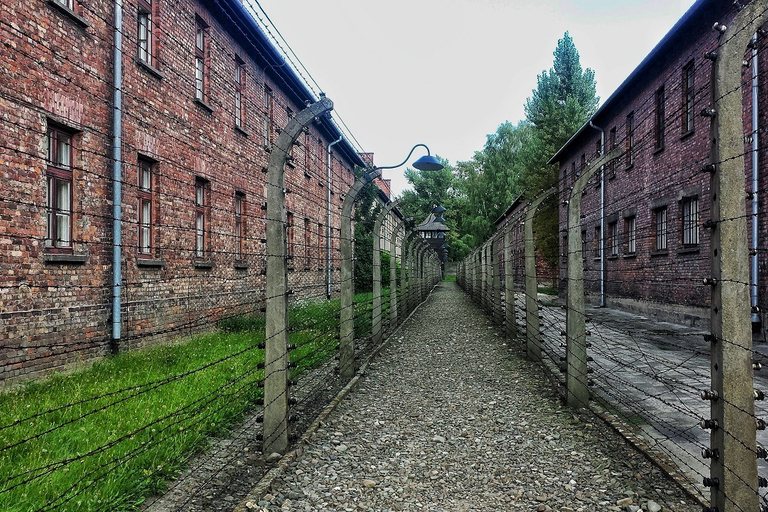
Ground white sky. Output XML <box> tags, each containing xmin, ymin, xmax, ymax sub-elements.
<box><xmin>254</xmin><ymin>0</ymin><xmax>698</xmax><ymax>196</ymax></box>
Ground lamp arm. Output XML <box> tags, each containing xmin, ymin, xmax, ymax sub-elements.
<box><xmin>374</xmin><ymin>143</ymin><xmax>431</xmax><ymax>172</ymax></box>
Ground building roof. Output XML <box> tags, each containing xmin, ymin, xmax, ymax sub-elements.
<box><xmin>415</xmin><ymin>213</ymin><xmax>451</xmax><ymax>233</ymax></box>
<box><xmin>548</xmin><ymin>0</ymin><xmax>719</xmax><ymax>165</ymax></box>
<box><xmin>211</xmin><ymin>0</ymin><xmax>367</xmax><ymax>169</ymax></box>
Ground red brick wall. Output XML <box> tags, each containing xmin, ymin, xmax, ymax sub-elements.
<box><xmin>0</xmin><ymin>0</ymin><xmax>359</xmax><ymax>384</ymax></box>
<box><xmin>554</xmin><ymin>2</ymin><xmax>768</xmax><ymax>325</ymax></box>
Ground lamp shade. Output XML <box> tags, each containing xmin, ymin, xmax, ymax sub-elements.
<box><xmin>412</xmin><ymin>154</ymin><xmax>444</xmax><ymax>171</ymax></box>
<box><xmin>432</xmin><ymin>205</ymin><xmax>446</xmax><ymax>214</ymax></box>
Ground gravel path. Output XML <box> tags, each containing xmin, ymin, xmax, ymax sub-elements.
<box><xmin>245</xmin><ymin>281</ymin><xmax>701</xmax><ymax>512</ymax></box>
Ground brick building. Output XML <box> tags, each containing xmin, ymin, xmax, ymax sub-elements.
<box><xmin>549</xmin><ymin>0</ymin><xmax>768</xmax><ymax>328</ymax></box>
<box><xmin>0</xmin><ymin>0</ymin><xmax>371</xmax><ymax>383</ymax></box>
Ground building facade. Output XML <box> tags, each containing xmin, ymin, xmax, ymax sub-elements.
<box><xmin>0</xmin><ymin>0</ymin><xmax>369</xmax><ymax>383</ymax></box>
<box><xmin>550</xmin><ymin>0</ymin><xmax>768</xmax><ymax>328</ymax></box>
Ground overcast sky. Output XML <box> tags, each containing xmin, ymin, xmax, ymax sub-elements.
<box><xmin>253</xmin><ymin>0</ymin><xmax>698</xmax><ymax>196</ymax></box>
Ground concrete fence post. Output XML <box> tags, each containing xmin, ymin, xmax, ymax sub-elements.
<box><xmin>565</xmin><ymin>147</ymin><xmax>621</xmax><ymax>409</ymax></box>
<box><xmin>504</xmin><ymin>221</ymin><xmax>516</xmax><ymax>340</ymax></box>
<box><xmin>372</xmin><ymin>200</ymin><xmax>398</xmax><ymax>345</ymax></box>
<box><xmin>492</xmin><ymin>236</ymin><xmax>504</xmax><ymax>327</ymax></box>
<box><xmin>524</xmin><ymin>188</ymin><xmax>556</xmax><ymax>362</ymax></box>
<box><xmin>705</xmin><ymin>4</ymin><xmax>766</xmax><ymax>510</ymax></box>
<box><xmin>264</xmin><ymin>97</ymin><xmax>333</xmax><ymax>454</ymax></box>
<box><xmin>390</xmin><ymin>219</ymin><xmax>403</xmax><ymax>328</ymax></box>
<box><xmin>339</xmin><ymin>169</ymin><xmax>379</xmax><ymax>380</ymax></box>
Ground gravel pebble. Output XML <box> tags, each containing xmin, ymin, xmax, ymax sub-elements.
<box><xmin>255</xmin><ymin>281</ymin><xmax>701</xmax><ymax>511</ymax></box>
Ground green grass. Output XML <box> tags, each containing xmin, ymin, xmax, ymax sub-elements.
<box><xmin>0</xmin><ymin>291</ymin><xmax>381</xmax><ymax>512</ymax></box>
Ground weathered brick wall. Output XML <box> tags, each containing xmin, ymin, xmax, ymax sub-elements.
<box><xmin>0</xmin><ymin>0</ymin><xmax>359</xmax><ymax>385</ymax></box>
<box><xmin>555</xmin><ymin>2</ymin><xmax>768</xmax><ymax>325</ymax></box>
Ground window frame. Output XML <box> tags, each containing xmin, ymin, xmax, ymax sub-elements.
<box><xmin>608</xmin><ymin>221</ymin><xmax>619</xmax><ymax>257</ymax></box>
<box><xmin>682</xmin><ymin>60</ymin><xmax>695</xmax><ymax>136</ymax></box>
<box><xmin>194</xmin><ymin>178</ymin><xmax>210</xmax><ymax>258</ymax></box>
<box><xmin>263</xmin><ymin>86</ymin><xmax>273</xmax><ymax>146</ymax></box>
<box><xmin>194</xmin><ymin>16</ymin><xmax>209</xmax><ymax>103</ymax></box>
<box><xmin>234</xmin><ymin>55</ymin><xmax>245</xmax><ymax>129</ymax></box>
<box><xmin>682</xmin><ymin>196</ymin><xmax>700</xmax><ymax>246</ymax></box>
<box><xmin>626</xmin><ymin>112</ymin><xmax>635</xmax><ymax>168</ymax></box>
<box><xmin>654</xmin><ymin>87</ymin><xmax>665</xmax><ymax>152</ymax></box>
<box><xmin>654</xmin><ymin>207</ymin><xmax>668</xmax><ymax>252</ymax></box>
<box><xmin>46</xmin><ymin>124</ymin><xmax>75</xmax><ymax>253</ymax></box>
<box><xmin>137</xmin><ymin>0</ymin><xmax>155</xmax><ymax>68</ymax></box>
<box><xmin>137</xmin><ymin>158</ymin><xmax>154</xmax><ymax>256</ymax></box>
<box><xmin>625</xmin><ymin>216</ymin><xmax>636</xmax><ymax>255</ymax></box>
<box><xmin>234</xmin><ymin>191</ymin><xmax>245</xmax><ymax>260</ymax></box>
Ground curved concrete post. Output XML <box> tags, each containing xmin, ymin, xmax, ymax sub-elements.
<box><xmin>264</xmin><ymin>97</ymin><xmax>333</xmax><ymax>454</ymax></box>
<box><xmin>524</xmin><ymin>187</ymin><xmax>556</xmax><ymax>361</ymax></box>
<box><xmin>390</xmin><ymin>219</ymin><xmax>403</xmax><ymax>327</ymax></box>
<box><xmin>372</xmin><ymin>200</ymin><xmax>399</xmax><ymax>344</ymax></box>
<box><xmin>565</xmin><ymin>146</ymin><xmax>621</xmax><ymax>409</ymax></box>
<box><xmin>706</xmin><ymin>5</ymin><xmax>767</xmax><ymax>510</ymax></box>
<box><xmin>339</xmin><ymin>168</ymin><xmax>380</xmax><ymax>379</ymax></box>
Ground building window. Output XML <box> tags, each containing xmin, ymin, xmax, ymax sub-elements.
<box><xmin>263</xmin><ymin>86</ymin><xmax>273</xmax><ymax>145</ymax></box>
<box><xmin>137</xmin><ymin>0</ymin><xmax>155</xmax><ymax>67</ymax></box>
<box><xmin>46</xmin><ymin>125</ymin><xmax>74</xmax><ymax>251</ymax></box>
<box><xmin>682</xmin><ymin>61</ymin><xmax>695</xmax><ymax>135</ymax></box>
<box><xmin>235</xmin><ymin>56</ymin><xmax>245</xmax><ymax>128</ymax></box>
<box><xmin>138</xmin><ymin>158</ymin><xmax>154</xmax><ymax>255</ymax></box>
<box><xmin>581</xmin><ymin>230</ymin><xmax>587</xmax><ymax>259</ymax></box>
<box><xmin>608</xmin><ymin>221</ymin><xmax>619</xmax><ymax>256</ymax></box>
<box><xmin>286</xmin><ymin>212</ymin><xmax>294</xmax><ymax>261</ymax></box>
<box><xmin>195</xmin><ymin>16</ymin><xmax>208</xmax><ymax>102</ymax></box>
<box><xmin>53</xmin><ymin>0</ymin><xmax>75</xmax><ymax>9</ymax></box>
<box><xmin>654</xmin><ymin>207</ymin><xmax>668</xmax><ymax>251</ymax></box>
<box><xmin>682</xmin><ymin>196</ymin><xmax>699</xmax><ymax>246</ymax></box>
<box><xmin>195</xmin><ymin>178</ymin><xmax>209</xmax><ymax>258</ymax></box>
<box><xmin>304</xmin><ymin>218</ymin><xmax>311</xmax><ymax>268</ymax></box>
<box><xmin>655</xmin><ymin>87</ymin><xmax>665</xmax><ymax>151</ymax></box>
<box><xmin>594</xmin><ymin>226</ymin><xmax>602</xmax><ymax>259</ymax></box>
<box><xmin>561</xmin><ymin>236</ymin><xmax>568</xmax><ymax>258</ymax></box>
<box><xmin>318</xmin><ymin>222</ymin><xmax>324</xmax><ymax>269</ymax></box>
<box><xmin>626</xmin><ymin>112</ymin><xmax>635</xmax><ymax>168</ymax></box>
<box><xmin>235</xmin><ymin>192</ymin><xmax>245</xmax><ymax>259</ymax></box>
<box><xmin>608</xmin><ymin>127</ymin><xmax>617</xmax><ymax>174</ymax></box>
<box><xmin>625</xmin><ymin>216</ymin><xmax>636</xmax><ymax>254</ymax></box>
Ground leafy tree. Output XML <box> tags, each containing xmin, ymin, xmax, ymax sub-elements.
<box><xmin>522</xmin><ymin>31</ymin><xmax>599</xmax><ymax>269</ymax></box>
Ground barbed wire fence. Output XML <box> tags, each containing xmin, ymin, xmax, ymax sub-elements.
<box><xmin>0</xmin><ymin>5</ymin><xmax>441</xmax><ymax>508</ymax></box>
<box><xmin>459</xmin><ymin>3</ymin><xmax>768</xmax><ymax>511</ymax></box>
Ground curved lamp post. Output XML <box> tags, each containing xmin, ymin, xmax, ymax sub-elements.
<box><xmin>339</xmin><ymin>144</ymin><xmax>443</xmax><ymax>379</ymax></box>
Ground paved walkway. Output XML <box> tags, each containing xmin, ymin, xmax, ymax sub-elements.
<box><xmin>237</xmin><ymin>281</ymin><xmax>701</xmax><ymax>512</ymax></box>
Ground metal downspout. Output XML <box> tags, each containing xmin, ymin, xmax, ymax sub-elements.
<box><xmin>327</xmin><ymin>136</ymin><xmax>343</xmax><ymax>298</ymax></box>
<box><xmin>112</xmin><ymin>0</ymin><xmax>123</xmax><ymax>351</ymax></box>
<box><xmin>589</xmin><ymin>121</ymin><xmax>605</xmax><ymax>307</ymax></box>
<box><xmin>752</xmin><ymin>34</ymin><xmax>760</xmax><ymax>324</ymax></box>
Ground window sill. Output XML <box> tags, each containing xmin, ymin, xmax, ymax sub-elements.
<box><xmin>137</xmin><ymin>257</ymin><xmax>165</xmax><ymax>268</ymax></box>
<box><xmin>650</xmin><ymin>250</ymin><xmax>669</xmax><ymax>257</ymax></box>
<box><xmin>653</xmin><ymin>146</ymin><xmax>665</xmax><ymax>156</ymax></box>
<box><xmin>677</xmin><ymin>246</ymin><xmax>700</xmax><ymax>255</ymax></box>
<box><xmin>47</xmin><ymin>0</ymin><xmax>90</xmax><ymax>28</ymax></box>
<box><xmin>625</xmin><ymin>163</ymin><xmax>634</xmax><ymax>172</ymax></box>
<box><xmin>194</xmin><ymin>260</ymin><xmax>214</xmax><ymax>269</ymax></box>
<box><xmin>234</xmin><ymin>262</ymin><xmax>249</xmax><ymax>270</ymax></box>
<box><xmin>680</xmin><ymin>129</ymin><xmax>694</xmax><ymax>141</ymax></box>
<box><xmin>623</xmin><ymin>253</ymin><xmax>637</xmax><ymax>259</ymax></box>
<box><xmin>606</xmin><ymin>255</ymin><xmax>619</xmax><ymax>261</ymax></box>
<box><xmin>194</xmin><ymin>98</ymin><xmax>214</xmax><ymax>113</ymax></box>
<box><xmin>44</xmin><ymin>252</ymin><xmax>88</xmax><ymax>264</ymax></box>
<box><xmin>234</xmin><ymin>125</ymin><xmax>250</xmax><ymax>137</ymax></box>
<box><xmin>136</xmin><ymin>59</ymin><xmax>164</xmax><ymax>80</ymax></box>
